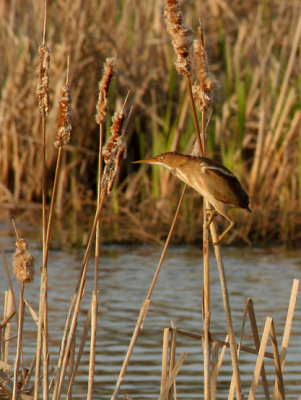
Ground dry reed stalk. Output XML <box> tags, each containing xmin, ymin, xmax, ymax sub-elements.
<box><xmin>22</xmin><ymin>355</ymin><xmax>36</xmax><ymax>391</ymax></box>
<box><xmin>87</xmin><ymin>291</ymin><xmax>97</xmax><ymax>400</ymax></box>
<box><xmin>112</xmin><ymin>187</ymin><xmax>186</xmax><ymax>400</ymax></box>
<box><xmin>67</xmin><ymin>334</ymin><xmax>75</xmax><ymax>399</ymax></box>
<box><xmin>52</xmin><ymin>292</ymin><xmax>76</xmax><ymax>400</ymax></box>
<box><xmin>168</xmin><ymin>323</ymin><xmax>177</xmax><ymax>400</ymax></box>
<box><xmin>249</xmin><ymin>95</ymin><xmax>266</xmax><ymax>200</ymax></box>
<box><xmin>36</xmin><ymin>1</ymin><xmax>50</xmax><ymax>271</ymax></box>
<box><xmin>67</xmin><ymin>304</ymin><xmax>91</xmax><ymax>398</ymax></box>
<box><xmin>35</xmin><ymin>59</ymin><xmax>72</xmax><ymax>400</ymax></box>
<box><xmin>3</xmin><ymin>291</ymin><xmax>14</xmax><ymax>366</ymax></box>
<box><xmin>12</xmin><ymin>282</ymin><xmax>24</xmax><ymax>400</ymax></box>
<box><xmin>261</xmin><ymin>87</ymin><xmax>296</xmax><ymax>181</ymax></box>
<box><xmin>245</xmin><ymin>299</ymin><xmax>269</xmax><ymax>398</ymax></box>
<box><xmin>161</xmin><ymin>328</ymin><xmax>170</xmax><ymax>394</ymax></box>
<box><xmin>158</xmin><ymin>353</ymin><xmax>187</xmax><ymax>400</ymax></box>
<box><xmin>272</xmin><ymin>279</ymin><xmax>299</xmax><ymax>400</ymax></box>
<box><xmin>55</xmin><ymin>98</ymin><xmax>128</xmax><ymax>400</ymax></box>
<box><xmin>268</xmin><ymin>16</ymin><xmax>301</xmax><ymax>136</ymax></box>
<box><xmin>87</xmin><ymin>56</ymin><xmax>117</xmax><ymax>400</ymax></box>
<box><xmin>209</xmin><ymin>226</ymin><xmax>242</xmax><ymax>399</ymax></box>
<box><xmin>11</xmin><ymin>231</ymin><xmax>34</xmax><ymax>400</ymax></box>
<box><xmin>191</xmin><ymin>21</ymin><xmax>216</xmax><ymax>399</ymax></box>
<box><xmin>210</xmin><ymin>341</ymin><xmax>219</xmax><ymax>400</ymax></box>
<box><xmin>228</xmin><ymin>298</ymin><xmax>270</xmax><ymax>400</ymax></box>
<box><xmin>248</xmin><ymin>317</ymin><xmax>284</xmax><ymax>400</ymax></box>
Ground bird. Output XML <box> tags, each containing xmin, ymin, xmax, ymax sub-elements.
<box><xmin>133</xmin><ymin>152</ymin><xmax>251</xmax><ymax>245</ymax></box>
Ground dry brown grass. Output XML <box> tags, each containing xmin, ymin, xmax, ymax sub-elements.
<box><xmin>0</xmin><ymin>0</ymin><xmax>300</xmax><ymax>244</ymax></box>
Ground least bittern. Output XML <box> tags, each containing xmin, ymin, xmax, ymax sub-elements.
<box><xmin>133</xmin><ymin>152</ymin><xmax>251</xmax><ymax>244</ymax></box>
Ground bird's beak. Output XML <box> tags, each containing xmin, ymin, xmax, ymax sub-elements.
<box><xmin>132</xmin><ymin>157</ymin><xmax>158</xmax><ymax>165</ymax></box>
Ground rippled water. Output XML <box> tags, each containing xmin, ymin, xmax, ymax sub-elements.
<box><xmin>1</xmin><ymin>244</ymin><xmax>300</xmax><ymax>399</ymax></box>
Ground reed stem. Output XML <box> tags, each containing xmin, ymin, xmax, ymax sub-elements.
<box><xmin>185</xmin><ymin>75</ymin><xmax>203</xmax><ymax>156</ymax></box>
<box><xmin>112</xmin><ymin>186</ymin><xmax>187</xmax><ymax>399</ymax></box>
<box><xmin>12</xmin><ymin>282</ymin><xmax>24</xmax><ymax>400</ymax></box>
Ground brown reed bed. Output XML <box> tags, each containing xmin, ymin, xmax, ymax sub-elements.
<box><xmin>0</xmin><ymin>0</ymin><xmax>300</xmax><ymax>245</ymax></box>
<box><xmin>0</xmin><ymin>1</ymin><xmax>300</xmax><ymax>400</ymax></box>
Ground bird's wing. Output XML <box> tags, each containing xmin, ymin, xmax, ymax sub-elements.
<box><xmin>203</xmin><ymin>166</ymin><xmax>248</xmax><ymax>208</ymax></box>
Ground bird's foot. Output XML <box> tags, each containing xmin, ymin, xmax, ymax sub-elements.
<box><xmin>205</xmin><ymin>209</ymin><xmax>217</xmax><ymax>229</ymax></box>
<box><xmin>212</xmin><ymin>221</ymin><xmax>234</xmax><ymax>245</ymax></box>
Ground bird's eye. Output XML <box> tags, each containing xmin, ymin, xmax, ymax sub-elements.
<box><xmin>160</xmin><ymin>156</ymin><xmax>164</xmax><ymax>160</ymax></box>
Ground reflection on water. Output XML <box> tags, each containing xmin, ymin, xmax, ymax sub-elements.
<box><xmin>1</xmin><ymin>244</ymin><xmax>300</xmax><ymax>399</ymax></box>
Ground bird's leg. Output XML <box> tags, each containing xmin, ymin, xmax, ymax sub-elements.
<box><xmin>213</xmin><ymin>219</ymin><xmax>234</xmax><ymax>245</ymax></box>
<box><xmin>205</xmin><ymin>209</ymin><xmax>217</xmax><ymax>229</ymax></box>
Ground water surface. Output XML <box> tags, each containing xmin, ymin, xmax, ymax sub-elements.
<box><xmin>1</xmin><ymin>244</ymin><xmax>300</xmax><ymax>399</ymax></box>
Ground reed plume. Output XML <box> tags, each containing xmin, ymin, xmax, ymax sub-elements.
<box><xmin>36</xmin><ymin>45</ymin><xmax>50</xmax><ymax>118</ymax></box>
<box><xmin>13</xmin><ymin>239</ymin><xmax>35</xmax><ymax>284</ymax></box>
<box><xmin>102</xmin><ymin>110</ymin><xmax>127</xmax><ymax>196</ymax></box>
<box><xmin>55</xmin><ymin>84</ymin><xmax>72</xmax><ymax>148</ymax></box>
<box><xmin>96</xmin><ymin>57</ymin><xmax>118</xmax><ymax>125</ymax></box>
<box><xmin>192</xmin><ymin>24</ymin><xmax>216</xmax><ymax>112</ymax></box>
<box><xmin>164</xmin><ymin>0</ymin><xmax>193</xmax><ymax>76</ymax></box>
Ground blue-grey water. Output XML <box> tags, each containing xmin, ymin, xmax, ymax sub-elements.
<box><xmin>1</xmin><ymin>244</ymin><xmax>300</xmax><ymax>399</ymax></box>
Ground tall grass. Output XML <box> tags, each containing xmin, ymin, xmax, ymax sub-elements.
<box><xmin>0</xmin><ymin>1</ymin><xmax>300</xmax><ymax>245</ymax></box>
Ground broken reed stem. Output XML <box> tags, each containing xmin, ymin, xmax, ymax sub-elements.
<box><xmin>158</xmin><ymin>353</ymin><xmax>187</xmax><ymax>400</ymax></box>
<box><xmin>112</xmin><ymin>186</ymin><xmax>187</xmax><ymax>400</ymax></box>
<box><xmin>161</xmin><ymin>328</ymin><xmax>170</xmax><ymax>394</ymax></box>
<box><xmin>272</xmin><ymin>279</ymin><xmax>299</xmax><ymax>400</ymax></box>
<box><xmin>12</xmin><ymin>282</ymin><xmax>24</xmax><ymax>400</ymax></box>
<box><xmin>169</xmin><ymin>324</ymin><xmax>177</xmax><ymax>399</ymax></box>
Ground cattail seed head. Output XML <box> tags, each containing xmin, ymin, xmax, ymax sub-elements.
<box><xmin>192</xmin><ymin>25</ymin><xmax>216</xmax><ymax>112</ymax></box>
<box><xmin>96</xmin><ymin>57</ymin><xmax>118</xmax><ymax>125</ymax></box>
<box><xmin>36</xmin><ymin>45</ymin><xmax>50</xmax><ymax>118</ymax></box>
<box><xmin>164</xmin><ymin>0</ymin><xmax>193</xmax><ymax>76</ymax></box>
<box><xmin>13</xmin><ymin>239</ymin><xmax>35</xmax><ymax>284</ymax></box>
<box><xmin>55</xmin><ymin>85</ymin><xmax>72</xmax><ymax>148</ymax></box>
<box><xmin>102</xmin><ymin>110</ymin><xmax>127</xmax><ymax>195</ymax></box>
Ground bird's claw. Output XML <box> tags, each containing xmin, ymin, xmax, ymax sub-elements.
<box><xmin>205</xmin><ymin>209</ymin><xmax>217</xmax><ymax>229</ymax></box>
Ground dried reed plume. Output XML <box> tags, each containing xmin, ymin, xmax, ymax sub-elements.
<box><xmin>192</xmin><ymin>25</ymin><xmax>216</xmax><ymax>112</ymax></box>
<box><xmin>13</xmin><ymin>239</ymin><xmax>34</xmax><ymax>283</ymax></box>
<box><xmin>36</xmin><ymin>45</ymin><xmax>50</xmax><ymax>117</ymax></box>
<box><xmin>164</xmin><ymin>0</ymin><xmax>193</xmax><ymax>76</ymax></box>
<box><xmin>96</xmin><ymin>57</ymin><xmax>118</xmax><ymax>125</ymax></box>
<box><xmin>55</xmin><ymin>84</ymin><xmax>72</xmax><ymax>148</ymax></box>
<box><xmin>102</xmin><ymin>110</ymin><xmax>127</xmax><ymax>195</ymax></box>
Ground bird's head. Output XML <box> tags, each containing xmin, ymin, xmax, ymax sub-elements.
<box><xmin>132</xmin><ymin>152</ymin><xmax>185</xmax><ymax>170</ymax></box>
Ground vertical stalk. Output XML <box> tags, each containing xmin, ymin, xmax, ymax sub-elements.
<box><xmin>161</xmin><ymin>328</ymin><xmax>170</xmax><ymax>394</ymax></box>
<box><xmin>12</xmin><ymin>282</ymin><xmax>24</xmax><ymax>400</ymax></box>
<box><xmin>112</xmin><ymin>186</ymin><xmax>187</xmax><ymax>400</ymax></box>
<box><xmin>201</xmin><ymin>106</ymin><xmax>211</xmax><ymax>399</ymax></box>
<box><xmin>185</xmin><ymin>75</ymin><xmax>203</xmax><ymax>156</ymax></box>
<box><xmin>210</xmin><ymin>228</ymin><xmax>242</xmax><ymax>399</ymax></box>
<box><xmin>87</xmin><ymin>120</ymin><xmax>104</xmax><ymax>400</ymax></box>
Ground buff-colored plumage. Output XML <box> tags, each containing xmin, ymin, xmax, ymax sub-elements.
<box><xmin>133</xmin><ymin>152</ymin><xmax>251</xmax><ymax>244</ymax></box>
